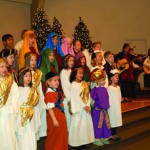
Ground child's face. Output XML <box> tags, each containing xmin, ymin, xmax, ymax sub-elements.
<box><xmin>75</xmin><ymin>68</ymin><xmax>83</xmax><ymax>82</ymax></box>
<box><xmin>67</xmin><ymin>40</ymin><xmax>72</xmax><ymax>49</ymax></box>
<box><xmin>53</xmin><ymin>36</ymin><xmax>58</xmax><ymax>46</ymax></box>
<box><xmin>74</xmin><ymin>41</ymin><xmax>81</xmax><ymax>52</ymax></box>
<box><xmin>30</xmin><ymin>55</ymin><xmax>37</xmax><ymax>68</ymax></box>
<box><xmin>23</xmin><ymin>71</ymin><xmax>32</xmax><ymax>87</ymax></box>
<box><xmin>3</xmin><ymin>37</ymin><xmax>14</xmax><ymax>49</ymax></box>
<box><xmin>49</xmin><ymin>52</ymin><xmax>54</xmax><ymax>62</ymax></box>
<box><xmin>6</xmin><ymin>54</ymin><xmax>15</xmax><ymax>66</ymax></box>
<box><xmin>97</xmin><ymin>79</ymin><xmax>106</xmax><ymax>86</ymax></box>
<box><xmin>95</xmin><ymin>52</ymin><xmax>102</xmax><ymax>64</ymax></box>
<box><xmin>68</xmin><ymin>57</ymin><xmax>74</xmax><ymax>69</ymax></box>
<box><xmin>105</xmin><ymin>54</ymin><xmax>114</xmax><ymax>64</ymax></box>
<box><xmin>94</xmin><ymin>43</ymin><xmax>101</xmax><ymax>50</ymax></box>
<box><xmin>29</xmin><ymin>36</ymin><xmax>35</xmax><ymax>47</ymax></box>
<box><xmin>111</xmin><ymin>74</ymin><xmax>119</xmax><ymax>84</ymax></box>
<box><xmin>0</xmin><ymin>62</ymin><xmax>8</xmax><ymax>78</ymax></box>
<box><xmin>80</xmin><ymin>57</ymin><xmax>86</xmax><ymax>66</ymax></box>
<box><xmin>47</xmin><ymin>76</ymin><xmax>59</xmax><ymax>89</ymax></box>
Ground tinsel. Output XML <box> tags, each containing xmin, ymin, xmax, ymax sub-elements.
<box><xmin>73</xmin><ymin>17</ymin><xmax>92</xmax><ymax>51</ymax></box>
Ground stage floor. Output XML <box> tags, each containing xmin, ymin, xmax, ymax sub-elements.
<box><xmin>122</xmin><ymin>97</ymin><xmax>150</xmax><ymax>113</ymax></box>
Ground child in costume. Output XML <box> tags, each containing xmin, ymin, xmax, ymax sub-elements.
<box><xmin>24</xmin><ymin>52</ymin><xmax>47</xmax><ymax>139</ymax></box>
<box><xmin>60</xmin><ymin>54</ymin><xmax>75</xmax><ymax>130</ymax></box>
<box><xmin>90</xmin><ymin>68</ymin><xmax>111</xmax><ymax>146</ymax></box>
<box><xmin>90</xmin><ymin>50</ymin><xmax>108</xmax><ymax>89</ymax></box>
<box><xmin>74</xmin><ymin>51</ymin><xmax>91</xmax><ymax>86</ymax></box>
<box><xmin>0</xmin><ymin>48</ymin><xmax>18</xmax><ymax>83</ymax></box>
<box><xmin>44</xmin><ymin>72</ymin><xmax>68</xmax><ymax>150</ymax></box>
<box><xmin>19</xmin><ymin>30</ymin><xmax>39</xmax><ymax>69</ymax></box>
<box><xmin>69</xmin><ymin>67</ymin><xmax>94</xmax><ymax>147</ymax></box>
<box><xmin>40</xmin><ymin>32</ymin><xmax>64</xmax><ymax>69</ymax></box>
<box><xmin>108</xmin><ymin>69</ymin><xmax>122</xmax><ymax>140</ymax></box>
<box><xmin>0</xmin><ymin>58</ymin><xmax>19</xmax><ymax>150</ymax></box>
<box><xmin>40</xmin><ymin>49</ymin><xmax>59</xmax><ymax>95</ymax></box>
<box><xmin>16</xmin><ymin>67</ymin><xmax>40</xmax><ymax>150</ymax></box>
<box><xmin>61</xmin><ymin>37</ymin><xmax>75</xmax><ymax>56</ymax></box>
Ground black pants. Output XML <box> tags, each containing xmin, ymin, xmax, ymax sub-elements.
<box><xmin>111</xmin><ymin>128</ymin><xmax>117</xmax><ymax>135</ymax></box>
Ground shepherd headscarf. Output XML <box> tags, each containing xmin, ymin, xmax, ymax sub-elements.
<box><xmin>40</xmin><ymin>49</ymin><xmax>58</xmax><ymax>82</ymax></box>
<box><xmin>61</xmin><ymin>37</ymin><xmax>75</xmax><ymax>56</ymax></box>
<box><xmin>19</xmin><ymin>30</ymin><xmax>39</xmax><ymax>69</ymax></box>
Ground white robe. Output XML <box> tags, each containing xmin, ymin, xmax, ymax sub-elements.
<box><xmin>107</xmin><ymin>85</ymin><xmax>122</xmax><ymax>127</ymax></box>
<box><xmin>16</xmin><ymin>87</ymin><xmax>41</xmax><ymax>150</ymax></box>
<box><xmin>0</xmin><ymin>80</ymin><xmax>19</xmax><ymax>150</ymax></box>
<box><xmin>60</xmin><ymin>69</ymin><xmax>71</xmax><ymax>130</ymax></box>
<box><xmin>69</xmin><ymin>81</ymin><xmax>94</xmax><ymax>146</ymax></box>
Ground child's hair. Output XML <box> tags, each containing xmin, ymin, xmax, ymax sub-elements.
<box><xmin>63</xmin><ymin>54</ymin><xmax>74</xmax><ymax>69</ymax></box>
<box><xmin>0</xmin><ymin>58</ymin><xmax>7</xmax><ymax>64</ymax></box>
<box><xmin>70</xmin><ymin>67</ymin><xmax>83</xmax><ymax>83</ymax></box>
<box><xmin>18</xmin><ymin>67</ymin><xmax>32</xmax><ymax>87</ymax></box>
<box><xmin>92</xmin><ymin>41</ymin><xmax>101</xmax><ymax>49</ymax></box>
<box><xmin>24</xmin><ymin>52</ymin><xmax>37</xmax><ymax>70</ymax></box>
<box><xmin>73</xmin><ymin>39</ymin><xmax>81</xmax><ymax>46</ymax></box>
<box><xmin>2</xmin><ymin>34</ymin><xmax>13</xmax><ymax>42</ymax></box>
<box><xmin>104</xmin><ymin>51</ymin><xmax>114</xmax><ymax>59</ymax></box>
<box><xmin>91</xmin><ymin>51</ymin><xmax>102</xmax><ymax>67</ymax></box>
<box><xmin>148</xmin><ymin>48</ymin><xmax>150</xmax><ymax>56</ymax></box>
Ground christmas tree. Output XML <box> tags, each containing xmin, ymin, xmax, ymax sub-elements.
<box><xmin>73</xmin><ymin>17</ymin><xmax>92</xmax><ymax>51</ymax></box>
<box><xmin>51</xmin><ymin>17</ymin><xmax>64</xmax><ymax>40</ymax></box>
<box><xmin>32</xmin><ymin>8</ymin><xmax>51</xmax><ymax>51</ymax></box>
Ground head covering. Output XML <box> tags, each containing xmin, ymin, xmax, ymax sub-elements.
<box><xmin>108</xmin><ymin>69</ymin><xmax>119</xmax><ymax>80</ymax></box>
<box><xmin>61</xmin><ymin>37</ymin><xmax>75</xmax><ymax>56</ymax></box>
<box><xmin>45</xmin><ymin>72</ymin><xmax>59</xmax><ymax>81</ymax></box>
<box><xmin>0</xmin><ymin>49</ymin><xmax>16</xmax><ymax>58</ymax></box>
<box><xmin>91</xmin><ymin>50</ymin><xmax>101</xmax><ymax>60</ymax></box>
<box><xmin>19</xmin><ymin>30</ymin><xmax>39</xmax><ymax>70</ymax></box>
<box><xmin>42</xmin><ymin>32</ymin><xmax>63</xmax><ymax>56</ymax></box>
<box><xmin>40</xmin><ymin>49</ymin><xmax>58</xmax><ymax>82</ymax></box>
<box><xmin>75</xmin><ymin>51</ymin><xmax>85</xmax><ymax>61</ymax></box>
<box><xmin>90</xmin><ymin>68</ymin><xmax>106</xmax><ymax>82</ymax></box>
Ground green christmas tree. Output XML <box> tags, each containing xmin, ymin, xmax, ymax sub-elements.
<box><xmin>73</xmin><ymin>17</ymin><xmax>92</xmax><ymax>51</ymax></box>
<box><xmin>32</xmin><ymin>8</ymin><xmax>51</xmax><ymax>51</ymax></box>
<box><xmin>51</xmin><ymin>17</ymin><xmax>64</xmax><ymax>40</ymax></box>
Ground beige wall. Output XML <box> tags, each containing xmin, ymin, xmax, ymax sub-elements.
<box><xmin>44</xmin><ymin>0</ymin><xmax>150</xmax><ymax>54</ymax></box>
<box><xmin>0</xmin><ymin>0</ymin><xmax>30</xmax><ymax>50</ymax></box>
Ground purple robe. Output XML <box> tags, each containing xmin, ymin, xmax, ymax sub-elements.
<box><xmin>90</xmin><ymin>87</ymin><xmax>111</xmax><ymax>139</ymax></box>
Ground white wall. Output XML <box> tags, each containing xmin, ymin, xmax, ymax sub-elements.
<box><xmin>0</xmin><ymin>0</ymin><xmax>30</xmax><ymax>50</ymax></box>
<box><xmin>44</xmin><ymin>0</ymin><xmax>150</xmax><ymax>54</ymax></box>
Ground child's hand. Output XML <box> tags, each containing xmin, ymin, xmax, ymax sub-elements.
<box><xmin>84</xmin><ymin>106</ymin><xmax>90</xmax><ymax>114</ymax></box>
<box><xmin>53</xmin><ymin>119</ymin><xmax>59</xmax><ymax>127</ymax></box>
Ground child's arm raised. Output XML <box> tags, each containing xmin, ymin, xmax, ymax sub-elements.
<box><xmin>48</xmin><ymin>108</ymin><xmax>59</xmax><ymax>127</ymax></box>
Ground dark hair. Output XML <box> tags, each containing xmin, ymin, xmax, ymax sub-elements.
<box><xmin>70</xmin><ymin>67</ymin><xmax>83</xmax><ymax>83</ymax></box>
<box><xmin>122</xmin><ymin>43</ymin><xmax>130</xmax><ymax>52</ymax></box>
<box><xmin>148</xmin><ymin>49</ymin><xmax>150</xmax><ymax>56</ymax></box>
<box><xmin>18</xmin><ymin>67</ymin><xmax>32</xmax><ymax>87</ymax></box>
<box><xmin>63</xmin><ymin>54</ymin><xmax>74</xmax><ymax>69</ymax></box>
<box><xmin>21</xmin><ymin>29</ymin><xmax>28</xmax><ymax>39</ymax></box>
<box><xmin>104</xmin><ymin>51</ymin><xmax>113</xmax><ymax>58</ymax></box>
<box><xmin>2</xmin><ymin>34</ymin><xmax>13</xmax><ymax>42</ymax></box>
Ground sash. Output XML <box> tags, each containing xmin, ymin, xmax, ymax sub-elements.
<box><xmin>0</xmin><ymin>74</ymin><xmax>13</xmax><ymax>108</ymax></box>
<box><xmin>32</xmin><ymin>69</ymin><xmax>42</xmax><ymax>87</ymax></box>
<box><xmin>80</xmin><ymin>81</ymin><xmax>89</xmax><ymax>104</ymax></box>
<box><xmin>20</xmin><ymin>87</ymin><xmax>40</xmax><ymax>126</ymax></box>
<box><xmin>55</xmin><ymin>91</ymin><xmax>64</xmax><ymax>113</ymax></box>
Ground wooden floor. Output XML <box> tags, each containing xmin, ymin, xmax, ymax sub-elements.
<box><xmin>122</xmin><ymin>96</ymin><xmax>150</xmax><ymax>113</ymax></box>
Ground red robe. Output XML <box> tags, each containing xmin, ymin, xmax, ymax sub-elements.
<box><xmin>45</xmin><ymin>91</ymin><xmax>68</xmax><ymax>150</ymax></box>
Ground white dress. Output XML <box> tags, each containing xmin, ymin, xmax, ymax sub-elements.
<box><xmin>16</xmin><ymin>87</ymin><xmax>41</xmax><ymax>150</ymax></box>
<box><xmin>0</xmin><ymin>80</ymin><xmax>19</xmax><ymax>150</ymax></box>
<box><xmin>107</xmin><ymin>85</ymin><xmax>122</xmax><ymax>127</ymax></box>
<box><xmin>69</xmin><ymin>81</ymin><xmax>94</xmax><ymax>146</ymax></box>
<box><xmin>60</xmin><ymin>69</ymin><xmax>71</xmax><ymax>130</ymax></box>
<box><xmin>32</xmin><ymin>71</ymin><xmax>47</xmax><ymax>140</ymax></box>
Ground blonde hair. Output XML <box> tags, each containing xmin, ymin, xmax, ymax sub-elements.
<box><xmin>91</xmin><ymin>52</ymin><xmax>103</xmax><ymax>67</ymax></box>
<box><xmin>0</xmin><ymin>58</ymin><xmax>7</xmax><ymax>64</ymax></box>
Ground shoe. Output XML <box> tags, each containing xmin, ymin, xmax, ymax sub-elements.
<box><xmin>93</xmin><ymin>141</ymin><xmax>104</xmax><ymax>146</ymax></box>
<box><xmin>101</xmin><ymin>138</ymin><xmax>110</xmax><ymax>144</ymax></box>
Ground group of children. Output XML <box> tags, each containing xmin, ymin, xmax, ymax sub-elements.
<box><xmin>0</xmin><ymin>30</ymin><xmax>123</xmax><ymax>150</ymax></box>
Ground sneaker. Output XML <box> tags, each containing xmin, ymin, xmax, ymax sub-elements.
<box><xmin>101</xmin><ymin>138</ymin><xmax>110</xmax><ymax>144</ymax></box>
<box><xmin>93</xmin><ymin>141</ymin><xmax>104</xmax><ymax>146</ymax></box>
